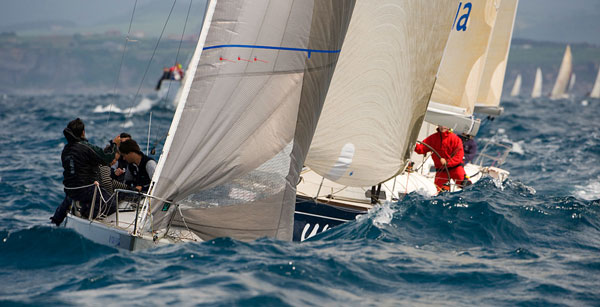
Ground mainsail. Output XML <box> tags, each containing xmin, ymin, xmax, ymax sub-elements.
<box><xmin>531</xmin><ymin>67</ymin><xmax>543</xmax><ymax>98</ymax></box>
<box><xmin>510</xmin><ymin>74</ymin><xmax>522</xmax><ymax>96</ymax></box>
<box><xmin>148</xmin><ymin>0</ymin><xmax>356</xmax><ymax>241</ymax></box>
<box><xmin>475</xmin><ymin>0</ymin><xmax>520</xmax><ymax>115</ymax></box>
<box><xmin>591</xmin><ymin>67</ymin><xmax>600</xmax><ymax>98</ymax></box>
<box><xmin>427</xmin><ymin>0</ymin><xmax>500</xmax><ymax>134</ymax></box>
<box><xmin>304</xmin><ymin>0</ymin><xmax>458</xmax><ymax>188</ymax></box>
<box><xmin>550</xmin><ymin>45</ymin><xmax>572</xmax><ymax>99</ymax></box>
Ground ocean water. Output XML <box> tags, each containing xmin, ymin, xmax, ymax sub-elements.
<box><xmin>1</xmin><ymin>94</ymin><xmax>599</xmax><ymax>306</ymax></box>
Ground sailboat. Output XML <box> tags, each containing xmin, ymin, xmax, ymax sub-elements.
<box><xmin>293</xmin><ymin>0</ymin><xmax>459</xmax><ymax>241</ymax></box>
<box><xmin>550</xmin><ymin>45</ymin><xmax>572</xmax><ymax>99</ymax></box>
<box><xmin>568</xmin><ymin>73</ymin><xmax>576</xmax><ymax>94</ymax></box>
<box><xmin>590</xmin><ymin>66</ymin><xmax>600</xmax><ymax>98</ymax></box>
<box><xmin>295</xmin><ymin>0</ymin><xmax>516</xmax><ymax>241</ymax></box>
<box><xmin>62</xmin><ymin>0</ymin><xmax>357</xmax><ymax>249</ymax></box>
<box><xmin>531</xmin><ymin>67</ymin><xmax>543</xmax><ymax>98</ymax></box>
<box><xmin>510</xmin><ymin>74</ymin><xmax>522</xmax><ymax>97</ymax></box>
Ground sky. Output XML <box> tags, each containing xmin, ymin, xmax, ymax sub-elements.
<box><xmin>1</xmin><ymin>0</ymin><xmax>600</xmax><ymax>45</ymax></box>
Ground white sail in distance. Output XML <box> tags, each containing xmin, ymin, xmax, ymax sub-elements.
<box><xmin>148</xmin><ymin>0</ymin><xmax>356</xmax><ymax>241</ymax></box>
<box><xmin>591</xmin><ymin>67</ymin><xmax>600</xmax><ymax>98</ymax></box>
<box><xmin>568</xmin><ymin>73</ymin><xmax>576</xmax><ymax>93</ymax></box>
<box><xmin>304</xmin><ymin>0</ymin><xmax>458</xmax><ymax>188</ymax></box>
<box><xmin>531</xmin><ymin>67</ymin><xmax>543</xmax><ymax>98</ymax></box>
<box><xmin>430</xmin><ymin>0</ymin><xmax>500</xmax><ymax>116</ymax></box>
<box><xmin>476</xmin><ymin>0</ymin><xmax>520</xmax><ymax>110</ymax></box>
<box><xmin>550</xmin><ymin>45</ymin><xmax>572</xmax><ymax>99</ymax></box>
<box><xmin>511</xmin><ymin>74</ymin><xmax>522</xmax><ymax>96</ymax></box>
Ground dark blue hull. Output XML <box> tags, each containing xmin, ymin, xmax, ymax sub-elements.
<box><xmin>293</xmin><ymin>196</ymin><xmax>367</xmax><ymax>242</ymax></box>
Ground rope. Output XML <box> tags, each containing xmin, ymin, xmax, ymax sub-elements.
<box><xmin>126</xmin><ymin>0</ymin><xmax>178</xmax><ymax>119</ymax></box>
<box><xmin>106</xmin><ymin>0</ymin><xmax>139</xmax><ymax>127</ymax></box>
<box><xmin>63</xmin><ymin>183</ymin><xmax>96</xmax><ymax>190</ymax></box>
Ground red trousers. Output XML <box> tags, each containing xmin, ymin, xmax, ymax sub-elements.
<box><xmin>434</xmin><ymin>165</ymin><xmax>466</xmax><ymax>192</ymax></box>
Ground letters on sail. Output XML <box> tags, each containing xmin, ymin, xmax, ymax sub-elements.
<box><xmin>426</xmin><ymin>0</ymin><xmax>500</xmax><ymax>135</ymax></box>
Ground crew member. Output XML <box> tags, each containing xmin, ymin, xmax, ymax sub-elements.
<box><xmin>459</xmin><ymin>132</ymin><xmax>477</xmax><ymax>164</ymax></box>
<box><xmin>50</xmin><ymin>118</ymin><xmax>121</xmax><ymax>225</ymax></box>
<box><xmin>118</xmin><ymin>139</ymin><xmax>156</xmax><ymax>193</ymax></box>
<box><xmin>414</xmin><ymin>126</ymin><xmax>468</xmax><ymax>192</ymax></box>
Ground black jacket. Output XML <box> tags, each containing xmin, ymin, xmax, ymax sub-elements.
<box><xmin>61</xmin><ymin>127</ymin><xmax>117</xmax><ymax>195</ymax></box>
<box><xmin>129</xmin><ymin>154</ymin><xmax>156</xmax><ymax>193</ymax></box>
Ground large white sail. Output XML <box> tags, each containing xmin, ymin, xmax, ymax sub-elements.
<box><xmin>531</xmin><ymin>67</ymin><xmax>543</xmax><ymax>98</ymax></box>
<box><xmin>510</xmin><ymin>74</ymin><xmax>522</xmax><ymax>96</ymax></box>
<box><xmin>149</xmin><ymin>0</ymin><xmax>356</xmax><ymax>241</ymax></box>
<box><xmin>304</xmin><ymin>0</ymin><xmax>458</xmax><ymax>188</ymax></box>
<box><xmin>476</xmin><ymin>0</ymin><xmax>520</xmax><ymax>112</ymax></box>
<box><xmin>430</xmin><ymin>0</ymin><xmax>500</xmax><ymax>116</ymax></box>
<box><xmin>591</xmin><ymin>67</ymin><xmax>600</xmax><ymax>98</ymax></box>
<box><xmin>550</xmin><ymin>45</ymin><xmax>572</xmax><ymax>99</ymax></box>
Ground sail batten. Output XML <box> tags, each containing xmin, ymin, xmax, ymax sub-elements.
<box><xmin>150</xmin><ymin>0</ymin><xmax>356</xmax><ymax>241</ymax></box>
<box><xmin>305</xmin><ymin>0</ymin><xmax>458</xmax><ymax>187</ymax></box>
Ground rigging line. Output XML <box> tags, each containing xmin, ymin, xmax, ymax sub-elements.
<box><xmin>106</xmin><ymin>0</ymin><xmax>139</xmax><ymax>128</ymax></box>
<box><xmin>160</xmin><ymin>0</ymin><xmax>193</xmax><ymax>110</ymax></box>
<box><xmin>126</xmin><ymin>0</ymin><xmax>178</xmax><ymax>119</ymax></box>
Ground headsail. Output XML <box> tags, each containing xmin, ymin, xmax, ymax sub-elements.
<box><xmin>149</xmin><ymin>0</ymin><xmax>356</xmax><ymax>241</ymax></box>
<box><xmin>475</xmin><ymin>0</ymin><xmax>520</xmax><ymax>115</ymax></box>
<box><xmin>591</xmin><ymin>66</ymin><xmax>600</xmax><ymax>98</ymax></box>
<box><xmin>427</xmin><ymin>0</ymin><xmax>500</xmax><ymax>134</ymax></box>
<box><xmin>531</xmin><ymin>67</ymin><xmax>543</xmax><ymax>98</ymax></box>
<box><xmin>510</xmin><ymin>74</ymin><xmax>522</xmax><ymax>97</ymax></box>
<box><xmin>550</xmin><ymin>45</ymin><xmax>572</xmax><ymax>99</ymax></box>
<box><xmin>304</xmin><ymin>0</ymin><xmax>458</xmax><ymax>188</ymax></box>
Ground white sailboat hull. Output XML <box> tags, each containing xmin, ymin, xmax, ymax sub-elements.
<box><xmin>63</xmin><ymin>214</ymin><xmax>159</xmax><ymax>251</ymax></box>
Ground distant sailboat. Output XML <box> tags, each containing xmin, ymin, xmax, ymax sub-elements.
<box><xmin>531</xmin><ymin>67</ymin><xmax>543</xmax><ymax>98</ymax></box>
<box><xmin>568</xmin><ymin>73</ymin><xmax>576</xmax><ymax>94</ymax></box>
<box><xmin>550</xmin><ymin>45</ymin><xmax>572</xmax><ymax>99</ymax></box>
<box><xmin>510</xmin><ymin>74</ymin><xmax>522</xmax><ymax>96</ymax></box>
<box><xmin>590</xmin><ymin>67</ymin><xmax>600</xmax><ymax>98</ymax></box>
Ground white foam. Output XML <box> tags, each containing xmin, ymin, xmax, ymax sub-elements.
<box><xmin>120</xmin><ymin>120</ymin><xmax>134</xmax><ymax>128</ymax></box>
<box><xmin>581</xmin><ymin>100</ymin><xmax>589</xmax><ymax>106</ymax></box>
<box><xmin>370</xmin><ymin>203</ymin><xmax>394</xmax><ymax>227</ymax></box>
<box><xmin>93</xmin><ymin>96</ymin><xmax>158</xmax><ymax>116</ymax></box>
<box><xmin>575</xmin><ymin>179</ymin><xmax>600</xmax><ymax>200</ymax></box>
<box><xmin>510</xmin><ymin>140</ymin><xmax>525</xmax><ymax>155</ymax></box>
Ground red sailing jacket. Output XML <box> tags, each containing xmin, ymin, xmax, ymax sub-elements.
<box><xmin>415</xmin><ymin>130</ymin><xmax>464</xmax><ymax>170</ymax></box>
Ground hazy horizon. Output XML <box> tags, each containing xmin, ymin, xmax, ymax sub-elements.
<box><xmin>1</xmin><ymin>0</ymin><xmax>600</xmax><ymax>45</ymax></box>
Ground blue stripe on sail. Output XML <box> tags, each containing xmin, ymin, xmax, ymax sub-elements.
<box><xmin>202</xmin><ymin>44</ymin><xmax>341</xmax><ymax>58</ymax></box>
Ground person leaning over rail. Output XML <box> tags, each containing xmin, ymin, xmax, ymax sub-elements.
<box><xmin>414</xmin><ymin>126</ymin><xmax>470</xmax><ymax>192</ymax></box>
<box><xmin>118</xmin><ymin>139</ymin><xmax>156</xmax><ymax>193</ymax></box>
<box><xmin>50</xmin><ymin>118</ymin><xmax>121</xmax><ymax>226</ymax></box>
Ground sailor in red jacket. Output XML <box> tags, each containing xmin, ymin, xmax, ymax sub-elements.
<box><xmin>414</xmin><ymin>126</ymin><xmax>467</xmax><ymax>192</ymax></box>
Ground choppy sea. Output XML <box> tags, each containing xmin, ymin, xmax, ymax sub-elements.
<box><xmin>1</xmin><ymin>93</ymin><xmax>599</xmax><ymax>306</ymax></box>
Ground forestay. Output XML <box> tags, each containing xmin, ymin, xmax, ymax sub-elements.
<box><xmin>149</xmin><ymin>0</ymin><xmax>355</xmax><ymax>241</ymax></box>
<box><xmin>304</xmin><ymin>0</ymin><xmax>458</xmax><ymax>187</ymax></box>
<box><xmin>476</xmin><ymin>0</ymin><xmax>519</xmax><ymax>112</ymax></box>
<box><xmin>550</xmin><ymin>45</ymin><xmax>572</xmax><ymax>99</ymax></box>
<box><xmin>430</xmin><ymin>0</ymin><xmax>500</xmax><ymax>116</ymax></box>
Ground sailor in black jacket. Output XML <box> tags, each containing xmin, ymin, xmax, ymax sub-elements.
<box><xmin>119</xmin><ymin>139</ymin><xmax>156</xmax><ymax>193</ymax></box>
<box><xmin>51</xmin><ymin>118</ymin><xmax>122</xmax><ymax>225</ymax></box>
